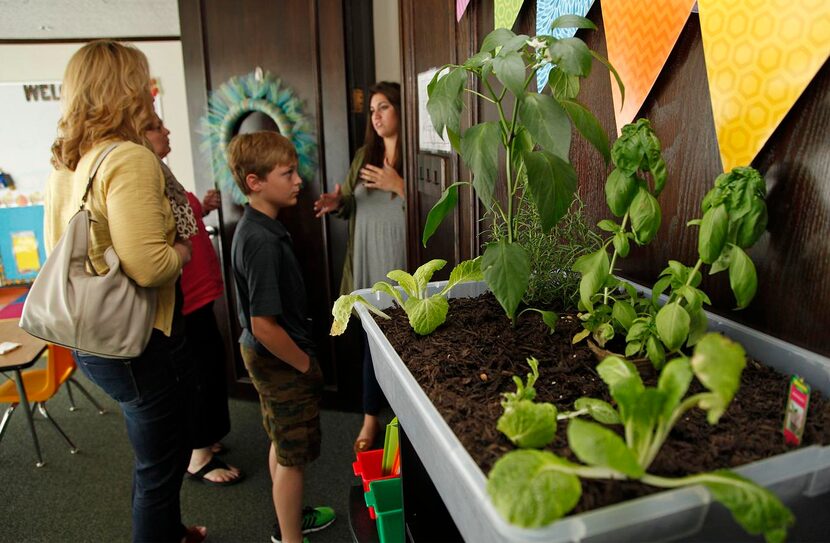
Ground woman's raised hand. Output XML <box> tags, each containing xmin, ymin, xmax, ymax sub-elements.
<box><xmin>360</xmin><ymin>158</ymin><xmax>404</xmax><ymax>199</ymax></box>
<box><xmin>313</xmin><ymin>183</ymin><xmax>343</xmax><ymax>217</ymax></box>
<box><xmin>201</xmin><ymin>189</ymin><xmax>221</xmax><ymax>215</ymax></box>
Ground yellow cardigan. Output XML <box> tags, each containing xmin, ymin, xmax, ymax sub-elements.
<box><xmin>44</xmin><ymin>141</ymin><xmax>183</xmax><ymax>336</ymax></box>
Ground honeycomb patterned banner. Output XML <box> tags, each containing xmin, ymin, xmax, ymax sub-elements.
<box><xmin>698</xmin><ymin>0</ymin><xmax>830</xmax><ymax>171</ymax></box>
<box><xmin>495</xmin><ymin>0</ymin><xmax>526</xmax><ymax>30</ymax></box>
<box><xmin>602</xmin><ymin>0</ymin><xmax>697</xmax><ymax>133</ymax></box>
<box><xmin>536</xmin><ymin>0</ymin><xmax>595</xmax><ymax>91</ymax></box>
<box><xmin>457</xmin><ymin>0</ymin><xmax>471</xmax><ymax>22</ymax></box>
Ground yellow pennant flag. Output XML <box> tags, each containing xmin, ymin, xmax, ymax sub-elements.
<box><xmin>603</xmin><ymin>0</ymin><xmax>698</xmax><ymax>134</ymax></box>
<box><xmin>495</xmin><ymin>0</ymin><xmax>525</xmax><ymax>29</ymax></box>
<box><xmin>699</xmin><ymin>0</ymin><xmax>830</xmax><ymax>171</ymax></box>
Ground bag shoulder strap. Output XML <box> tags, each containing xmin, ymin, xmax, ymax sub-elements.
<box><xmin>79</xmin><ymin>143</ymin><xmax>121</xmax><ymax>212</ymax></box>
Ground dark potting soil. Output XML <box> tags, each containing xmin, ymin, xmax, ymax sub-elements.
<box><xmin>377</xmin><ymin>293</ymin><xmax>830</xmax><ymax>514</ymax></box>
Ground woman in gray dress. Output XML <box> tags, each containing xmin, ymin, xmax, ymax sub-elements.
<box><xmin>313</xmin><ymin>81</ymin><xmax>405</xmax><ymax>454</ymax></box>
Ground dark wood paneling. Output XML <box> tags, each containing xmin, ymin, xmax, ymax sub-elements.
<box><xmin>401</xmin><ymin>1</ymin><xmax>830</xmax><ymax>355</ymax></box>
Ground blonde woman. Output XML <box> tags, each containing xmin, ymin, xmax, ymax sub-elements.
<box><xmin>45</xmin><ymin>40</ymin><xmax>203</xmax><ymax>543</ymax></box>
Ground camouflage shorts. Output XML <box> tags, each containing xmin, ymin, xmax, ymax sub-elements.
<box><xmin>240</xmin><ymin>345</ymin><xmax>323</xmax><ymax>467</ymax></box>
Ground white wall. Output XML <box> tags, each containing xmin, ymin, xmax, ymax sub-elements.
<box><xmin>0</xmin><ymin>41</ymin><xmax>196</xmax><ymax>192</ymax></box>
<box><xmin>373</xmin><ymin>0</ymin><xmax>401</xmax><ymax>84</ymax></box>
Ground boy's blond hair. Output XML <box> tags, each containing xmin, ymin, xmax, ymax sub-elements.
<box><xmin>226</xmin><ymin>131</ymin><xmax>298</xmax><ymax>195</ymax></box>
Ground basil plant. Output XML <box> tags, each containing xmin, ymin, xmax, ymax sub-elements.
<box><xmin>423</xmin><ymin>15</ymin><xmax>623</xmax><ymax>322</ymax></box>
<box><xmin>488</xmin><ymin>334</ymin><xmax>793</xmax><ymax>542</ymax></box>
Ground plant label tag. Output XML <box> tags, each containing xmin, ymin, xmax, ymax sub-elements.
<box><xmin>783</xmin><ymin>375</ymin><xmax>810</xmax><ymax>446</ymax></box>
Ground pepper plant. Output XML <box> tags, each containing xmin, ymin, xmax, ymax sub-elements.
<box><xmin>330</xmin><ymin>258</ymin><xmax>482</xmax><ymax>336</ymax></box>
<box><xmin>423</xmin><ymin>15</ymin><xmax>623</xmax><ymax>322</ymax></box>
<box><xmin>488</xmin><ymin>334</ymin><xmax>793</xmax><ymax>542</ymax></box>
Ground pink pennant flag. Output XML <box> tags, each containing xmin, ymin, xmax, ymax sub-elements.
<box><xmin>457</xmin><ymin>0</ymin><xmax>472</xmax><ymax>22</ymax></box>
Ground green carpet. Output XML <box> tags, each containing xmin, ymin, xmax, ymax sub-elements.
<box><xmin>0</xmin><ymin>368</ymin><xmax>373</xmax><ymax>542</ymax></box>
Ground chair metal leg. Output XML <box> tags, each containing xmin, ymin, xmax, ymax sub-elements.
<box><xmin>68</xmin><ymin>377</ymin><xmax>106</xmax><ymax>415</ymax></box>
<box><xmin>36</xmin><ymin>402</ymin><xmax>79</xmax><ymax>454</ymax></box>
<box><xmin>65</xmin><ymin>380</ymin><xmax>78</xmax><ymax>411</ymax></box>
<box><xmin>14</xmin><ymin>369</ymin><xmax>44</xmax><ymax>467</ymax></box>
<box><xmin>0</xmin><ymin>404</ymin><xmax>16</xmax><ymax>444</ymax></box>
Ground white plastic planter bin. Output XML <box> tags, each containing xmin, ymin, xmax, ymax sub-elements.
<box><xmin>353</xmin><ymin>280</ymin><xmax>830</xmax><ymax>543</ymax></box>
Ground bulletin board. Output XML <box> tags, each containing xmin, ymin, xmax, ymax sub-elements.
<box><xmin>0</xmin><ymin>205</ymin><xmax>46</xmax><ymax>285</ymax></box>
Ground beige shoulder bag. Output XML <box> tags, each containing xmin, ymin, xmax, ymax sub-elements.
<box><xmin>20</xmin><ymin>144</ymin><xmax>158</xmax><ymax>359</ymax></box>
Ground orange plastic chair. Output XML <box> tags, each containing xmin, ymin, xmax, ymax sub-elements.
<box><xmin>0</xmin><ymin>345</ymin><xmax>94</xmax><ymax>461</ymax></box>
<box><xmin>51</xmin><ymin>346</ymin><xmax>106</xmax><ymax>415</ymax></box>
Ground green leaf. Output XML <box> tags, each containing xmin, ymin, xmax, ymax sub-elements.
<box><xmin>523</xmin><ymin>150</ymin><xmax>578</xmax><ymax>231</ymax></box>
<box><xmin>550</xmin><ymin>14</ymin><xmax>597</xmax><ymax>31</ymax></box>
<box><xmin>612</xmin><ymin>300</ymin><xmax>637</xmax><ymax>331</ymax></box>
<box><xmin>702</xmin><ymin>470</ymin><xmax>794</xmax><ymax>543</ymax></box>
<box><xmin>655</xmin><ymin>302</ymin><xmax>690</xmax><ymax>351</ymax></box>
<box><xmin>482</xmin><ymin>241</ymin><xmax>530</xmax><ymax>319</ymax></box>
<box><xmin>460</xmin><ymin>122</ymin><xmax>501</xmax><ymax>207</ymax></box>
<box><xmin>518</xmin><ymin>93</ymin><xmax>571</xmax><ymax>160</ymax></box>
<box><xmin>403</xmin><ymin>295</ymin><xmax>449</xmax><ymax>335</ymax></box>
<box><xmin>605</xmin><ymin>169</ymin><xmax>638</xmax><ymax>217</ymax></box>
<box><xmin>736</xmin><ymin>199</ymin><xmax>768</xmax><ymax>248</ymax></box>
<box><xmin>487</xmin><ymin>450</ymin><xmax>582</xmax><ymax>528</ymax></box>
<box><xmin>729</xmin><ymin>245</ymin><xmax>757</xmax><ymax>309</ymax></box>
<box><xmin>597</xmin><ymin>220</ymin><xmax>619</xmax><ymax>232</ymax></box>
<box><xmin>386</xmin><ymin>270</ymin><xmax>419</xmax><ymax>298</ymax></box>
<box><xmin>493</xmin><ymin>51</ymin><xmax>527</xmax><ymax>97</ymax></box>
<box><xmin>572</xmin><ymin>247</ymin><xmax>610</xmax><ymax>311</ymax></box>
<box><xmin>426</xmin><ymin>67</ymin><xmax>466</xmax><ymax>143</ymax></box>
<box><xmin>330</xmin><ymin>294</ymin><xmax>390</xmax><ymax>336</ymax></box>
<box><xmin>593</xmin><ymin>322</ymin><xmax>615</xmax><ymax>347</ymax></box>
<box><xmin>572</xmin><ymin>328</ymin><xmax>590</xmax><ymax>344</ymax></box>
<box><xmin>412</xmin><ymin>259</ymin><xmax>447</xmax><ymax>293</ymax></box>
<box><xmin>591</xmin><ymin>50</ymin><xmax>625</xmax><ymax>107</ymax></box>
<box><xmin>613</xmin><ymin>231</ymin><xmax>631</xmax><ymax>258</ymax></box>
<box><xmin>539</xmin><ymin>310</ymin><xmax>558</xmax><ymax>333</ymax></box>
<box><xmin>626</xmin><ymin>320</ymin><xmax>650</xmax><ymax>342</ymax></box>
<box><xmin>435</xmin><ymin>258</ymin><xmax>481</xmax><ymax>297</ymax></box>
<box><xmin>370</xmin><ymin>281</ymin><xmax>404</xmax><ymax>307</ymax></box>
<box><xmin>629</xmin><ymin>187</ymin><xmax>662</xmax><ymax>245</ymax></box>
<box><xmin>561</xmin><ymin>99</ymin><xmax>610</xmax><ymax>163</ymax></box>
<box><xmin>574</xmin><ymin>397</ymin><xmax>621</xmax><ymax>425</ymax></box>
<box><xmin>686</xmin><ymin>306</ymin><xmax>708</xmax><ymax>347</ymax></box>
<box><xmin>625</xmin><ymin>341</ymin><xmax>642</xmax><ymax>358</ymax></box>
<box><xmin>646</xmin><ymin>334</ymin><xmax>666</xmax><ymax>369</ymax></box>
<box><xmin>463</xmin><ymin>51</ymin><xmax>491</xmax><ymax>70</ymax></box>
<box><xmin>698</xmin><ymin>204</ymin><xmax>729</xmax><ymax>264</ymax></box>
<box><xmin>657</xmin><ymin>357</ymin><xmax>693</xmax><ymax>419</ymax></box>
<box><xmin>691</xmin><ymin>334</ymin><xmax>746</xmax><ymax>424</ymax></box>
<box><xmin>422</xmin><ymin>183</ymin><xmax>460</xmax><ymax>247</ymax></box>
<box><xmin>497</xmin><ymin>399</ymin><xmax>558</xmax><ymax>448</ymax></box>
<box><xmin>480</xmin><ymin>28</ymin><xmax>517</xmax><ymax>54</ymax></box>
<box><xmin>499</xmin><ymin>33</ymin><xmax>531</xmax><ymax>54</ymax></box>
<box><xmin>548</xmin><ymin>67</ymin><xmax>580</xmax><ymax>101</ymax></box>
<box><xmin>548</xmin><ymin>38</ymin><xmax>592</xmax><ymax>77</ymax></box>
<box><xmin>628</xmin><ymin>387</ymin><xmax>665</xmax><ymax>456</ymax></box>
<box><xmin>709</xmin><ymin>244</ymin><xmax>732</xmax><ymax>275</ymax></box>
<box><xmin>596</xmin><ymin>356</ymin><xmax>644</xmax><ymax>422</ymax></box>
<box><xmin>641</xmin><ymin>129</ymin><xmax>667</xmax><ymax>195</ymax></box>
<box><xmin>568</xmin><ymin>418</ymin><xmax>644</xmax><ymax>478</ymax></box>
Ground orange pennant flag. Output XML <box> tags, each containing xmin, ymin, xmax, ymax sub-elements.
<box><xmin>699</xmin><ymin>0</ymin><xmax>830</xmax><ymax>171</ymax></box>
<box><xmin>603</xmin><ymin>0</ymin><xmax>698</xmax><ymax>134</ymax></box>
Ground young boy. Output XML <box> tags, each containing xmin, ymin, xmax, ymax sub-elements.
<box><xmin>228</xmin><ymin>131</ymin><xmax>335</xmax><ymax>543</ymax></box>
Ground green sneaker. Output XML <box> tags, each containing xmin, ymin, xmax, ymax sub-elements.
<box><xmin>271</xmin><ymin>506</ymin><xmax>336</xmax><ymax>542</ymax></box>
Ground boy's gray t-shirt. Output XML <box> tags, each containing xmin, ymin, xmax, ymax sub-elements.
<box><xmin>231</xmin><ymin>205</ymin><xmax>316</xmax><ymax>358</ymax></box>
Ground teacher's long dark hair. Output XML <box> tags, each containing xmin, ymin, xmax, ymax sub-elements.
<box><xmin>362</xmin><ymin>81</ymin><xmax>402</xmax><ymax>174</ymax></box>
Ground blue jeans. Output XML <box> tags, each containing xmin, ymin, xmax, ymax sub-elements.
<box><xmin>74</xmin><ymin>331</ymin><xmax>196</xmax><ymax>543</ymax></box>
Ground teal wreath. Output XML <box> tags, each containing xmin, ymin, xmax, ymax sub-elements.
<box><xmin>201</xmin><ymin>70</ymin><xmax>317</xmax><ymax>205</ymax></box>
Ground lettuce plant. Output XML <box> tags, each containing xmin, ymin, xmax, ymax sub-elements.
<box><xmin>423</xmin><ymin>15</ymin><xmax>623</xmax><ymax>322</ymax></box>
<box><xmin>330</xmin><ymin>258</ymin><xmax>482</xmax><ymax>336</ymax></box>
<box><xmin>487</xmin><ymin>333</ymin><xmax>793</xmax><ymax>542</ymax></box>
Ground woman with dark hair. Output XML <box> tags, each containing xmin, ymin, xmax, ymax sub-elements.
<box><xmin>313</xmin><ymin>81</ymin><xmax>405</xmax><ymax>454</ymax></box>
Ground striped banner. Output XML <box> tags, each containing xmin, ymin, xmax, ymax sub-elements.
<box><xmin>602</xmin><ymin>0</ymin><xmax>697</xmax><ymax>133</ymax></box>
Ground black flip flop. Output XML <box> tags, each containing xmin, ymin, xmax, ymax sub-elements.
<box><xmin>186</xmin><ymin>456</ymin><xmax>245</xmax><ymax>487</ymax></box>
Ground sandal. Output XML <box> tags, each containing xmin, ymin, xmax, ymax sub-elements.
<box><xmin>182</xmin><ymin>526</ymin><xmax>207</xmax><ymax>543</ymax></box>
<box><xmin>186</xmin><ymin>456</ymin><xmax>244</xmax><ymax>487</ymax></box>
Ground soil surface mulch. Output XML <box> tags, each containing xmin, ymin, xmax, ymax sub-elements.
<box><xmin>377</xmin><ymin>293</ymin><xmax>830</xmax><ymax>514</ymax></box>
